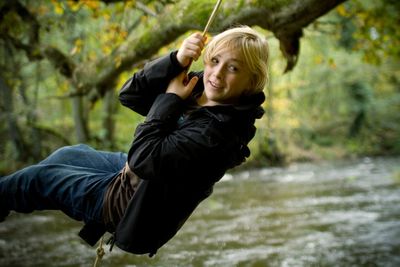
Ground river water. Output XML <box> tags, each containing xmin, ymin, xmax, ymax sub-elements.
<box><xmin>1</xmin><ymin>157</ymin><xmax>399</xmax><ymax>267</ymax></box>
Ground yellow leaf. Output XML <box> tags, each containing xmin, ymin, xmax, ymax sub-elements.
<box><xmin>70</xmin><ymin>39</ymin><xmax>83</xmax><ymax>55</ymax></box>
<box><xmin>336</xmin><ymin>5</ymin><xmax>347</xmax><ymax>17</ymax></box>
<box><xmin>67</xmin><ymin>1</ymin><xmax>81</xmax><ymax>12</ymax></box>
<box><xmin>126</xmin><ymin>0</ymin><xmax>136</xmax><ymax>8</ymax></box>
<box><xmin>83</xmin><ymin>0</ymin><xmax>100</xmax><ymax>10</ymax></box>
<box><xmin>75</xmin><ymin>39</ymin><xmax>83</xmax><ymax>47</ymax></box>
<box><xmin>314</xmin><ymin>55</ymin><xmax>324</xmax><ymax>64</ymax></box>
<box><xmin>120</xmin><ymin>30</ymin><xmax>128</xmax><ymax>39</ymax></box>
<box><xmin>54</xmin><ymin>3</ymin><xmax>64</xmax><ymax>15</ymax></box>
<box><xmin>102</xmin><ymin>45</ymin><xmax>112</xmax><ymax>55</ymax></box>
<box><xmin>114</xmin><ymin>56</ymin><xmax>122</xmax><ymax>68</ymax></box>
<box><xmin>60</xmin><ymin>81</ymin><xmax>69</xmax><ymax>93</ymax></box>
<box><xmin>103</xmin><ymin>12</ymin><xmax>111</xmax><ymax>21</ymax></box>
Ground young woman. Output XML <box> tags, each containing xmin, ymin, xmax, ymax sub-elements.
<box><xmin>0</xmin><ymin>26</ymin><xmax>269</xmax><ymax>255</ymax></box>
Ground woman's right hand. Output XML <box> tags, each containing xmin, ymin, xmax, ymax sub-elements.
<box><xmin>176</xmin><ymin>33</ymin><xmax>207</xmax><ymax>68</ymax></box>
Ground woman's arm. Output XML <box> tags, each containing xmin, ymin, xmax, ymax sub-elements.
<box><xmin>127</xmin><ymin>73</ymin><xmax>231</xmax><ymax>184</ymax></box>
<box><xmin>118</xmin><ymin>52</ymin><xmax>184</xmax><ymax>116</ymax></box>
<box><xmin>119</xmin><ymin>33</ymin><xmax>206</xmax><ymax>116</ymax></box>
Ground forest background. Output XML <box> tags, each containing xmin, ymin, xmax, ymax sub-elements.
<box><xmin>0</xmin><ymin>0</ymin><xmax>399</xmax><ymax>175</ymax></box>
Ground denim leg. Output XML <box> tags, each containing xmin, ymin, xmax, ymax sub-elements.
<box><xmin>39</xmin><ymin>144</ymin><xmax>126</xmax><ymax>172</ymax></box>
<box><xmin>0</xmin><ymin>144</ymin><xmax>127</xmax><ymax>223</ymax></box>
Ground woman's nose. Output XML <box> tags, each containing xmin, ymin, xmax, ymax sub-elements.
<box><xmin>213</xmin><ymin>64</ymin><xmax>224</xmax><ymax>79</ymax></box>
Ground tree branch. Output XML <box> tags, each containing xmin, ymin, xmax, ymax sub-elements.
<box><xmin>89</xmin><ymin>0</ymin><xmax>347</xmax><ymax>99</ymax></box>
<box><xmin>2</xmin><ymin>0</ymin><xmax>348</xmax><ymax>101</ymax></box>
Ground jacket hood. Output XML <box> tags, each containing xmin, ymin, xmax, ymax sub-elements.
<box><xmin>234</xmin><ymin>92</ymin><xmax>265</xmax><ymax>119</ymax></box>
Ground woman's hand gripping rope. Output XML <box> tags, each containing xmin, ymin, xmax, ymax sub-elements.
<box><xmin>175</xmin><ymin>0</ymin><xmax>222</xmax><ymax>89</ymax></box>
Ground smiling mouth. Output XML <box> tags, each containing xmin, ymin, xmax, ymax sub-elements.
<box><xmin>209</xmin><ymin>80</ymin><xmax>223</xmax><ymax>89</ymax></box>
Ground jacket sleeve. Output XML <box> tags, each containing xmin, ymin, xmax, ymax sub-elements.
<box><xmin>119</xmin><ymin>51</ymin><xmax>185</xmax><ymax>116</ymax></box>
<box><xmin>127</xmin><ymin>93</ymin><xmax>229</xmax><ymax>183</ymax></box>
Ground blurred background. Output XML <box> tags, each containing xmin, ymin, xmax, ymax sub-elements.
<box><xmin>0</xmin><ymin>0</ymin><xmax>399</xmax><ymax>266</ymax></box>
<box><xmin>0</xmin><ymin>0</ymin><xmax>398</xmax><ymax>173</ymax></box>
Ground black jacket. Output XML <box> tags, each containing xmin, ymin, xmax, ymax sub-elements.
<box><xmin>80</xmin><ymin>51</ymin><xmax>265</xmax><ymax>255</ymax></box>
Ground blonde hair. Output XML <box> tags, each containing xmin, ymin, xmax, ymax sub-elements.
<box><xmin>203</xmin><ymin>26</ymin><xmax>269</xmax><ymax>95</ymax></box>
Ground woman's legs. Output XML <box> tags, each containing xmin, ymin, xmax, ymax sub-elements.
<box><xmin>0</xmin><ymin>144</ymin><xmax>127</xmax><ymax>223</ymax></box>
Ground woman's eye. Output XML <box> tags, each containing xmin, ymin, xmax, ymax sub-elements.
<box><xmin>211</xmin><ymin>57</ymin><xmax>219</xmax><ymax>64</ymax></box>
<box><xmin>228</xmin><ymin>65</ymin><xmax>238</xmax><ymax>72</ymax></box>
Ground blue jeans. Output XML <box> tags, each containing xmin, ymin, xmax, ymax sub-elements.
<box><xmin>0</xmin><ymin>144</ymin><xmax>126</xmax><ymax>224</ymax></box>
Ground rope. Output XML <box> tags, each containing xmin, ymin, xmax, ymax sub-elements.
<box><xmin>187</xmin><ymin>0</ymin><xmax>223</xmax><ymax>71</ymax></box>
<box><xmin>202</xmin><ymin>0</ymin><xmax>223</xmax><ymax>36</ymax></box>
<box><xmin>93</xmin><ymin>236</ymin><xmax>106</xmax><ymax>267</ymax></box>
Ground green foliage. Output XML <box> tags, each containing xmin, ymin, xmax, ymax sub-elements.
<box><xmin>256</xmin><ymin>21</ymin><xmax>400</xmax><ymax>164</ymax></box>
<box><xmin>1</xmin><ymin>0</ymin><xmax>399</xmax><ymax>174</ymax></box>
<box><xmin>335</xmin><ymin>0</ymin><xmax>400</xmax><ymax>64</ymax></box>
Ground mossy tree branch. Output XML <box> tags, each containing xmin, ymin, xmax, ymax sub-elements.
<box><xmin>1</xmin><ymin>0</ymin><xmax>347</xmax><ymax>100</ymax></box>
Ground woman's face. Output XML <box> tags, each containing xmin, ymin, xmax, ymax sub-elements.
<box><xmin>201</xmin><ymin>48</ymin><xmax>252</xmax><ymax>106</ymax></box>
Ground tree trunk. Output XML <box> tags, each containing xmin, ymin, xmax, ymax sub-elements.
<box><xmin>0</xmin><ymin>76</ymin><xmax>28</xmax><ymax>161</ymax></box>
<box><xmin>17</xmin><ymin>62</ymin><xmax>42</xmax><ymax>159</ymax></box>
<box><xmin>71</xmin><ymin>96</ymin><xmax>90</xmax><ymax>143</ymax></box>
<box><xmin>101</xmin><ymin>89</ymin><xmax>118</xmax><ymax>149</ymax></box>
